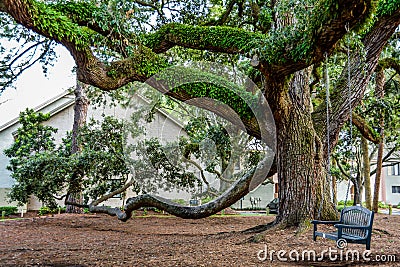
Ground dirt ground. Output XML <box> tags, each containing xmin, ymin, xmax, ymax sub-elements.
<box><xmin>0</xmin><ymin>211</ymin><xmax>399</xmax><ymax>267</ymax></box>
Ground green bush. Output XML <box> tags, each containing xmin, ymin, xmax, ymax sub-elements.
<box><xmin>232</xmin><ymin>206</ymin><xmax>265</xmax><ymax>211</ymax></box>
<box><xmin>0</xmin><ymin>206</ymin><xmax>18</xmax><ymax>216</ymax></box>
<box><xmin>337</xmin><ymin>205</ymin><xmax>345</xmax><ymax>212</ymax></box>
<box><xmin>38</xmin><ymin>206</ymin><xmax>52</xmax><ymax>215</ymax></box>
<box><xmin>337</xmin><ymin>200</ymin><xmax>354</xmax><ymax>206</ymax></box>
<box><xmin>336</xmin><ymin>200</ymin><xmax>354</xmax><ymax>211</ymax></box>
<box><xmin>201</xmin><ymin>196</ymin><xmax>213</xmax><ymax>204</ymax></box>
<box><xmin>38</xmin><ymin>206</ymin><xmax>66</xmax><ymax>215</ymax></box>
<box><xmin>378</xmin><ymin>201</ymin><xmax>389</xmax><ymax>209</ymax></box>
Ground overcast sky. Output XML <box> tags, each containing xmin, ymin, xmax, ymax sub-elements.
<box><xmin>0</xmin><ymin>45</ymin><xmax>76</xmax><ymax>125</ymax></box>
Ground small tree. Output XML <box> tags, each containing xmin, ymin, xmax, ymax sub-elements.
<box><xmin>4</xmin><ymin>109</ymin><xmax>62</xmax><ymax>208</ymax></box>
<box><xmin>4</xmin><ymin>110</ymin><xmax>132</xmax><ymax>208</ymax></box>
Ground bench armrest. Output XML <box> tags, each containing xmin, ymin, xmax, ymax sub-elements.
<box><xmin>311</xmin><ymin>220</ymin><xmax>341</xmax><ymax>225</ymax></box>
<box><xmin>334</xmin><ymin>224</ymin><xmax>370</xmax><ymax>230</ymax></box>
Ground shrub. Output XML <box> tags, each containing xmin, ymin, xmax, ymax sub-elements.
<box><xmin>337</xmin><ymin>200</ymin><xmax>354</xmax><ymax>206</ymax></box>
<box><xmin>201</xmin><ymin>196</ymin><xmax>214</xmax><ymax>204</ymax></box>
<box><xmin>378</xmin><ymin>201</ymin><xmax>389</xmax><ymax>209</ymax></box>
<box><xmin>0</xmin><ymin>206</ymin><xmax>18</xmax><ymax>216</ymax></box>
<box><xmin>38</xmin><ymin>206</ymin><xmax>53</xmax><ymax>215</ymax></box>
<box><xmin>38</xmin><ymin>206</ymin><xmax>66</xmax><ymax>215</ymax></box>
<box><xmin>337</xmin><ymin>205</ymin><xmax>345</xmax><ymax>212</ymax></box>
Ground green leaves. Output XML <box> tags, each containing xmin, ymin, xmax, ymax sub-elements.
<box><xmin>29</xmin><ymin>0</ymin><xmax>90</xmax><ymax>49</ymax></box>
<box><xmin>377</xmin><ymin>0</ymin><xmax>400</xmax><ymax>17</ymax></box>
<box><xmin>4</xmin><ymin>110</ymin><xmax>130</xmax><ymax>207</ymax></box>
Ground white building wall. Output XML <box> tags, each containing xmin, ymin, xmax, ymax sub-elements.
<box><xmin>385</xmin><ymin>163</ymin><xmax>400</xmax><ymax>205</ymax></box>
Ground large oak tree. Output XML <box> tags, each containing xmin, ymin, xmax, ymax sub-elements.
<box><xmin>1</xmin><ymin>0</ymin><xmax>399</xmax><ymax>228</ymax></box>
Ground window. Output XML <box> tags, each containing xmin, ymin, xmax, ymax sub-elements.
<box><xmin>389</xmin><ymin>163</ymin><xmax>400</xmax><ymax>176</ymax></box>
<box><xmin>392</xmin><ymin>186</ymin><xmax>400</xmax><ymax>194</ymax></box>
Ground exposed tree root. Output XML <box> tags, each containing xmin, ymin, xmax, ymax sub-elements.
<box><xmin>241</xmin><ymin>221</ymin><xmax>277</xmax><ymax>234</ymax></box>
<box><xmin>373</xmin><ymin>228</ymin><xmax>391</xmax><ymax>236</ymax></box>
<box><xmin>242</xmin><ymin>217</ymin><xmax>314</xmax><ymax>243</ymax></box>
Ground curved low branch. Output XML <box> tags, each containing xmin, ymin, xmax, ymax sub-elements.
<box><xmin>88</xmin><ymin>156</ymin><xmax>271</xmax><ymax>221</ymax></box>
<box><xmin>91</xmin><ymin>179</ymin><xmax>135</xmax><ymax>206</ymax></box>
<box><xmin>352</xmin><ymin>112</ymin><xmax>380</xmax><ymax>144</ymax></box>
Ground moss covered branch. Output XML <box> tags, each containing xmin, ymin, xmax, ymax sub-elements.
<box><xmin>143</xmin><ymin>23</ymin><xmax>264</xmax><ymax>54</ymax></box>
<box><xmin>312</xmin><ymin>7</ymin><xmax>400</xmax><ymax>154</ymax></box>
<box><xmin>377</xmin><ymin>57</ymin><xmax>400</xmax><ymax>74</ymax></box>
<box><xmin>352</xmin><ymin>112</ymin><xmax>380</xmax><ymax>144</ymax></box>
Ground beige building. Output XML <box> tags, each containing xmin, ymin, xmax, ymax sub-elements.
<box><xmin>0</xmin><ymin>91</ymin><xmax>277</xmax><ymax>211</ymax></box>
<box><xmin>0</xmin><ymin>91</ymin><xmax>192</xmax><ymax>210</ymax></box>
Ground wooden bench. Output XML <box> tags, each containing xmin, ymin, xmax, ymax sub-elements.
<box><xmin>311</xmin><ymin>206</ymin><xmax>374</xmax><ymax>250</ymax></box>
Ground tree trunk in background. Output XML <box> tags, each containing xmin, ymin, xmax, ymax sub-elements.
<box><xmin>373</xmin><ymin>141</ymin><xmax>384</xmax><ymax>212</ymax></box>
<box><xmin>362</xmin><ymin>136</ymin><xmax>372</xmax><ymax>210</ymax></box>
<box><xmin>66</xmin><ymin>80</ymin><xmax>90</xmax><ymax>213</ymax></box>
<box><xmin>353</xmin><ymin>174</ymin><xmax>362</xmax><ymax>205</ymax></box>
<box><xmin>372</xmin><ymin>68</ymin><xmax>385</xmax><ymax>213</ymax></box>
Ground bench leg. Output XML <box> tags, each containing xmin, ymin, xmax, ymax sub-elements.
<box><xmin>313</xmin><ymin>224</ymin><xmax>317</xmax><ymax>241</ymax></box>
<box><xmin>366</xmin><ymin>240</ymin><xmax>371</xmax><ymax>250</ymax></box>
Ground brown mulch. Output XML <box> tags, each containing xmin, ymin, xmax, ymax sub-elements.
<box><xmin>0</xmin><ymin>212</ymin><xmax>399</xmax><ymax>266</ymax></box>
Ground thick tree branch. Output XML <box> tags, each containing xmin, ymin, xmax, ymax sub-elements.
<box><xmin>88</xmin><ymin>155</ymin><xmax>271</xmax><ymax>221</ymax></box>
<box><xmin>264</xmin><ymin>0</ymin><xmax>376</xmax><ymax>77</ymax></box>
<box><xmin>352</xmin><ymin>112</ymin><xmax>380</xmax><ymax>144</ymax></box>
<box><xmin>143</xmin><ymin>23</ymin><xmax>264</xmax><ymax>54</ymax></box>
<box><xmin>377</xmin><ymin>57</ymin><xmax>400</xmax><ymax>73</ymax></box>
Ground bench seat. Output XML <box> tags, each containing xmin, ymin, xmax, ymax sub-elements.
<box><xmin>312</xmin><ymin>206</ymin><xmax>374</xmax><ymax>250</ymax></box>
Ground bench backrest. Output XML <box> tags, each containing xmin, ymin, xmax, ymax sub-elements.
<box><xmin>340</xmin><ymin>206</ymin><xmax>374</xmax><ymax>238</ymax></box>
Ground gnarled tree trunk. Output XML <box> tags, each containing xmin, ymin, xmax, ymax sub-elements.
<box><xmin>268</xmin><ymin>70</ymin><xmax>337</xmax><ymax>228</ymax></box>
